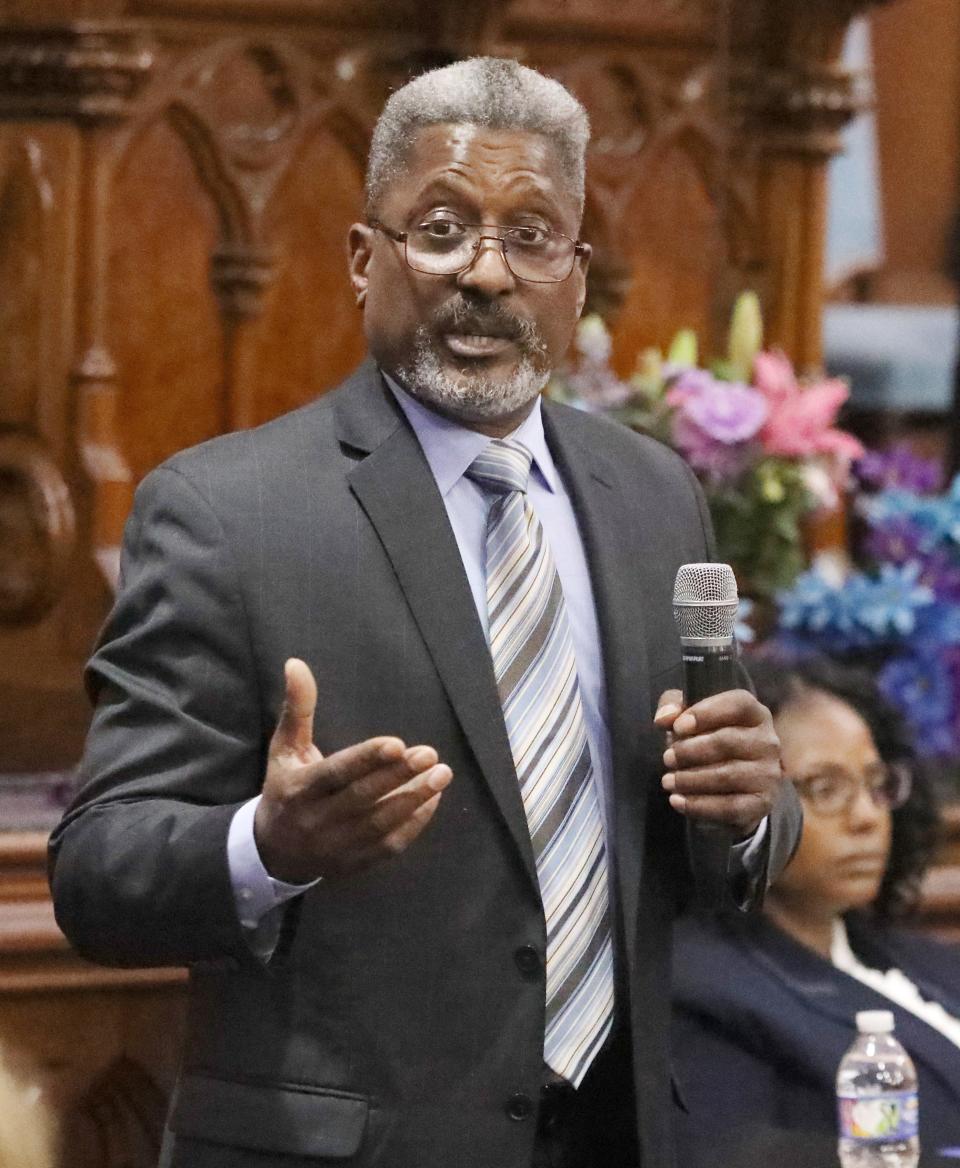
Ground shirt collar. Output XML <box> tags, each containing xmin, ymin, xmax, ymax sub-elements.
<box><xmin>383</xmin><ymin>371</ymin><xmax>560</xmax><ymax>497</ymax></box>
<box><xmin>830</xmin><ymin>917</ymin><xmax>856</xmax><ymax>970</ymax></box>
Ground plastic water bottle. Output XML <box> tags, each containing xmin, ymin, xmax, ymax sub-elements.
<box><xmin>837</xmin><ymin>1010</ymin><xmax>919</xmax><ymax>1168</ymax></box>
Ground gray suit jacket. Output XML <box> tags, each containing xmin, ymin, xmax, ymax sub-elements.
<box><xmin>49</xmin><ymin>363</ymin><xmax>801</xmax><ymax>1168</ymax></box>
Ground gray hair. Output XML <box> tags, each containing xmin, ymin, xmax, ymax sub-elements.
<box><xmin>366</xmin><ymin>57</ymin><xmax>590</xmax><ymax>215</ymax></box>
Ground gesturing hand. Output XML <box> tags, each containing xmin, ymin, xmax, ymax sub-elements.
<box><xmin>653</xmin><ymin>687</ymin><xmax>783</xmax><ymax>840</ymax></box>
<box><xmin>254</xmin><ymin>659</ymin><xmax>453</xmax><ymax>884</ymax></box>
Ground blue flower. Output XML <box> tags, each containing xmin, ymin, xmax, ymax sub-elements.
<box><xmin>849</xmin><ymin>562</ymin><xmax>933</xmax><ymax>639</ymax></box>
<box><xmin>775</xmin><ymin>564</ymin><xmax>933</xmax><ymax>651</ymax></box>
<box><xmin>777</xmin><ymin>569</ymin><xmax>839</xmax><ymax>635</ymax></box>
<box><xmin>861</xmin><ymin>477</ymin><xmax>960</xmax><ymax>555</ymax></box>
<box><xmin>914</xmin><ymin>601</ymin><xmax>960</xmax><ymax>648</ymax></box>
<box><xmin>878</xmin><ymin>653</ymin><xmax>957</xmax><ymax>756</ymax></box>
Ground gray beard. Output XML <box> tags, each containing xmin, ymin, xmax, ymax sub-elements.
<box><xmin>397</xmin><ymin>327</ymin><xmax>550</xmax><ymax>424</ymax></box>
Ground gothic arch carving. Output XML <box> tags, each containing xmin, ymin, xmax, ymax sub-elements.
<box><xmin>0</xmin><ymin>138</ymin><xmax>54</xmax><ymax>430</ymax></box>
<box><xmin>569</xmin><ymin>55</ymin><xmax>760</xmax><ymax>320</ymax></box>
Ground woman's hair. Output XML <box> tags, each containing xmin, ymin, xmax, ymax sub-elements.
<box><xmin>747</xmin><ymin>653</ymin><xmax>940</xmax><ymax>921</ymax></box>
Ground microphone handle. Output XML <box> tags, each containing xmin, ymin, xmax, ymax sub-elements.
<box><xmin>681</xmin><ymin>640</ymin><xmax>738</xmax><ymax>705</ymax></box>
<box><xmin>679</xmin><ymin>639</ymin><xmax>740</xmax><ymax>908</ymax></box>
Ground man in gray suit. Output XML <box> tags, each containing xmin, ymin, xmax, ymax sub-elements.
<box><xmin>50</xmin><ymin>58</ymin><xmax>800</xmax><ymax>1168</ymax></box>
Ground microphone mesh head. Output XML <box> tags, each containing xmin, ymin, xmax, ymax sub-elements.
<box><xmin>673</xmin><ymin>562</ymin><xmax>739</xmax><ymax>640</ymax></box>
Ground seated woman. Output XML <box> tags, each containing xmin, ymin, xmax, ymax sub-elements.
<box><xmin>671</xmin><ymin>655</ymin><xmax>960</xmax><ymax>1168</ymax></box>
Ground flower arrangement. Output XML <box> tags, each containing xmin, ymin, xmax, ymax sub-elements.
<box><xmin>549</xmin><ymin>294</ymin><xmax>863</xmax><ymax>599</ymax></box>
<box><xmin>772</xmin><ymin>447</ymin><xmax>960</xmax><ymax>762</ymax></box>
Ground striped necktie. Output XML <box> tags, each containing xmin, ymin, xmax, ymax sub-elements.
<box><xmin>467</xmin><ymin>438</ymin><xmax>614</xmax><ymax>1088</ymax></box>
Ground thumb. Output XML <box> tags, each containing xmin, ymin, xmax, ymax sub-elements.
<box><xmin>653</xmin><ymin>688</ymin><xmax>684</xmax><ymax>728</ymax></box>
<box><xmin>270</xmin><ymin>658</ymin><xmax>319</xmax><ymax>761</ymax></box>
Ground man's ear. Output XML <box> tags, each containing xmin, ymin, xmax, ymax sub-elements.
<box><xmin>348</xmin><ymin>223</ymin><xmax>374</xmax><ymax>307</ymax></box>
<box><xmin>574</xmin><ymin>241</ymin><xmax>592</xmax><ymax>318</ymax></box>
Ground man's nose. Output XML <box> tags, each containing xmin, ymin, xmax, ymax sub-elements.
<box><xmin>457</xmin><ymin>235</ymin><xmax>516</xmax><ymax>296</ymax></box>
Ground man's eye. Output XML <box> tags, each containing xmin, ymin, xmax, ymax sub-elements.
<box><xmin>419</xmin><ymin>219</ymin><xmax>466</xmax><ymax>238</ymax></box>
<box><xmin>509</xmin><ymin>225</ymin><xmax>549</xmax><ymax>246</ymax></box>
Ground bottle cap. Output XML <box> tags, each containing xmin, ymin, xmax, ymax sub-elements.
<box><xmin>856</xmin><ymin>1010</ymin><xmax>895</xmax><ymax>1034</ymax></box>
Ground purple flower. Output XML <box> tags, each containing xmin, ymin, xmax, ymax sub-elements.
<box><xmin>670</xmin><ymin>413</ymin><xmax>755</xmax><ymax>481</ymax></box>
<box><xmin>665</xmin><ymin>370</ymin><xmax>768</xmax><ymax>483</ymax></box>
<box><xmin>667</xmin><ymin>371</ymin><xmax>768</xmax><ymax>445</ymax></box>
<box><xmin>856</xmin><ymin>444</ymin><xmax>943</xmax><ymax>495</ymax></box>
<box><xmin>861</xmin><ymin>517</ymin><xmax>927</xmax><ymax>566</ymax></box>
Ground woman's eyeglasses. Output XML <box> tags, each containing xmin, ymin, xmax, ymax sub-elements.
<box><xmin>791</xmin><ymin>763</ymin><xmax>912</xmax><ymax>818</ymax></box>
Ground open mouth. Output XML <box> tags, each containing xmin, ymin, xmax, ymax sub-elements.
<box><xmin>443</xmin><ymin>333</ymin><xmax>517</xmax><ymax>358</ymax></box>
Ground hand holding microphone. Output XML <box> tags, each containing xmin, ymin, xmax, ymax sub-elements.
<box><xmin>653</xmin><ymin>562</ymin><xmax>782</xmax><ymax>840</ymax></box>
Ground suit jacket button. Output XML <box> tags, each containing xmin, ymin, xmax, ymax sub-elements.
<box><xmin>514</xmin><ymin>945</ymin><xmax>542</xmax><ymax>978</ymax></box>
<box><xmin>505</xmin><ymin>1093</ymin><xmax>534</xmax><ymax>1121</ymax></box>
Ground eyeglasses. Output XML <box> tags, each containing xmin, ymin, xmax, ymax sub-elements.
<box><xmin>791</xmin><ymin>763</ymin><xmax>912</xmax><ymax>818</ymax></box>
<box><xmin>369</xmin><ymin>217</ymin><xmax>587</xmax><ymax>284</ymax></box>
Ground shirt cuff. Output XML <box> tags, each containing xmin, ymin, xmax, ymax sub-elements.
<box><xmin>227</xmin><ymin>795</ymin><xmax>319</xmax><ymax>931</ymax></box>
<box><xmin>729</xmin><ymin>814</ymin><xmax>769</xmax><ymax>876</ymax></box>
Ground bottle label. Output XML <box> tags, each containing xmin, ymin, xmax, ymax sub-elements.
<box><xmin>838</xmin><ymin>1091</ymin><xmax>919</xmax><ymax>1142</ymax></box>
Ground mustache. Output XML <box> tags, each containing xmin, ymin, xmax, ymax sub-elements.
<box><xmin>429</xmin><ymin>296</ymin><xmax>547</xmax><ymax>356</ymax></box>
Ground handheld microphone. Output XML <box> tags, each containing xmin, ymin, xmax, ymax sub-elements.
<box><xmin>672</xmin><ymin>562</ymin><xmax>739</xmax><ymax>705</ymax></box>
<box><xmin>671</xmin><ymin>563</ymin><xmax>741</xmax><ymax>903</ymax></box>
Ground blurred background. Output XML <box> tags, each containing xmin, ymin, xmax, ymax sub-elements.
<box><xmin>0</xmin><ymin>0</ymin><xmax>956</xmax><ymax>1163</ymax></box>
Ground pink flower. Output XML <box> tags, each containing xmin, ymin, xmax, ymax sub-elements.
<box><xmin>753</xmin><ymin>350</ymin><xmax>865</xmax><ymax>463</ymax></box>
<box><xmin>752</xmin><ymin>351</ymin><xmax>796</xmax><ymax>407</ymax></box>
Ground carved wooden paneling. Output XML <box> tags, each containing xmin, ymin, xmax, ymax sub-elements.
<box><xmin>63</xmin><ymin>1056</ymin><xmax>169</xmax><ymax>1168</ymax></box>
<box><xmin>607</xmin><ymin>143</ymin><xmax>730</xmax><ymax>370</ymax></box>
<box><xmin>0</xmin><ymin>123</ymin><xmax>95</xmax><ymax>767</ymax></box>
<box><xmin>0</xmin><ymin>136</ymin><xmax>79</xmax><ymax>619</ymax></box>
<box><xmin>109</xmin><ymin>116</ymin><xmax>223</xmax><ymax>482</ymax></box>
<box><xmin>0</xmin><ymin>431</ymin><xmax>75</xmax><ymax>627</ymax></box>
<box><xmin>0</xmin><ymin>27</ymin><xmax>157</xmax><ymax>122</ymax></box>
<box><xmin>0</xmin><ymin>832</ymin><xmax>185</xmax><ymax>1168</ymax></box>
<box><xmin>508</xmin><ymin>0</ymin><xmax>715</xmax><ymax>35</ymax></box>
<box><xmin>0</xmin><ymin>125</ymin><xmax>79</xmax><ymax>461</ymax></box>
<box><xmin>0</xmin><ymin>140</ymin><xmax>47</xmax><ymax>428</ymax></box>
<box><xmin>542</xmin><ymin>54</ymin><xmax>760</xmax><ymax>362</ymax></box>
<box><xmin>869</xmin><ymin>0</ymin><xmax>960</xmax><ymax>303</ymax></box>
<box><xmin>100</xmin><ymin>39</ymin><xmax>375</xmax><ymax>471</ymax></box>
<box><xmin>0</xmin><ymin>990</ymin><xmax>185</xmax><ymax>1168</ymax></box>
<box><xmin>250</xmin><ymin>124</ymin><xmax>368</xmax><ymax>421</ymax></box>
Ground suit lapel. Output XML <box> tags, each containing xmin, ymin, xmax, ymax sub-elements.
<box><xmin>542</xmin><ymin>405</ymin><xmax>652</xmax><ymax>940</ymax></box>
<box><xmin>334</xmin><ymin>369</ymin><xmax>539</xmax><ymax>893</ymax></box>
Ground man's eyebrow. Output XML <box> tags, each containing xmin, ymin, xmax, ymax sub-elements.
<box><xmin>411</xmin><ymin>172</ymin><xmax>562</xmax><ymax>211</ymax></box>
<box><xmin>410</xmin><ymin>177</ymin><xmax>478</xmax><ymax>205</ymax></box>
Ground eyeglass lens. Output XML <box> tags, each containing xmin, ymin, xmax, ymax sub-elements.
<box><xmin>796</xmin><ymin>766</ymin><xmax>911</xmax><ymax>815</ymax></box>
<box><xmin>405</xmin><ymin>224</ymin><xmax>576</xmax><ymax>283</ymax></box>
